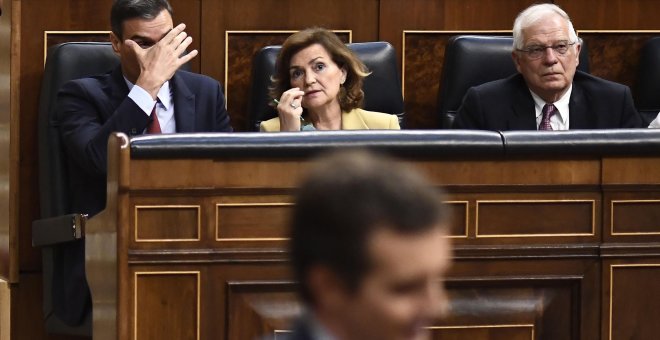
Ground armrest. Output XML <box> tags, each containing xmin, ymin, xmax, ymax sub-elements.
<box><xmin>32</xmin><ymin>213</ymin><xmax>87</xmax><ymax>247</ymax></box>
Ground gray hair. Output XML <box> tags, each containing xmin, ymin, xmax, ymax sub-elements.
<box><xmin>512</xmin><ymin>4</ymin><xmax>578</xmax><ymax>50</ymax></box>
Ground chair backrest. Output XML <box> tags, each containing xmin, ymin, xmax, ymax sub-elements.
<box><xmin>247</xmin><ymin>41</ymin><xmax>404</xmax><ymax>131</ymax></box>
<box><xmin>634</xmin><ymin>37</ymin><xmax>660</xmax><ymax>125</ymax></box>
<box><xmin>39</xmin><ymin>42</ymin><xmax>120</xmax><ymax>220</ymax></box>
<box><xmin>437</xmin><ymin>35</ymin><xmax>590</xmax><ymax>128</ymax></box>
<box><xmin>37</xmin><ymin>42</ymin><xmax>119</xmax><ymax>336</ymax></box>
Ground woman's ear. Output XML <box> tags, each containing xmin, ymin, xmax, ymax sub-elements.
<box><xmin>340</xmin><ymin>67</ymin><xmax>347</xmax><ymax>84</ymax></box>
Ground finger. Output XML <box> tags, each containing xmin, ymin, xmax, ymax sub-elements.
<box><xmin>171</xmin><ymin>30</ymin><xmax>190</xmax><ymax>49</ymax></box>
<box><xmin>282</xmin><ymin>88</ymin><xmax>303</xmax><ymax>100</ymax></box>
<box><xmin>163</xmin><ymin>23</ymin><xmax>187</xmax><ymax>44</ymax></box>
<box><xmin>174</xmin><ymin>36</ymin><xmax>194</xmax><ymax>55</ymax></box>
<box><xmin>177</xmin><ymin>49</ymin><xmax>198</xmax><ymax>65</ymax></box>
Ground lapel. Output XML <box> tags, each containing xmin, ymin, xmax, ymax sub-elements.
<box><xmin>568</xmin><ymin>79</ymin><xmax>589</xmax><ymax>129</ymax></box>
<box><xmin>507</xmin><ymin>75</ymin><xmax>538</xmax><ymax>130</ymax></box>
<box><xmin>107</xmin><ymin>67</ymin><xmax>130</xmax><ymax>116</ymax></box>
<box><xmin>170</xmin><ymin>71</ymin><xmax>196</xmax><ymax>132</ymax></box>
<box><xmin>341</xmin><ymin>109</ymin><xmax>369</xmax><ymax>130</ymax></box>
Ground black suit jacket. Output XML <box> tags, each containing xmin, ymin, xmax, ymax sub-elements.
<box><xmin>452</xmin><ymin>71</ymin><xmax>644</xmax><ymax>130</ymax></box>
<box><xmin>54</xmin><ymin>66</ymin><xmax>232</xmax><ymax>325</ymax></box>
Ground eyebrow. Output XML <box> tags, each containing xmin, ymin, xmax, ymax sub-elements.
<box><xmin>525</xmin><ymin>39</ymin><xmax>570</xmax><ymax>45</ymax></box>
<box><xmin>127</xmin><ymin>34</ymin><xmax>155</xmax><ymax>42</ymax></box>
<box><xmin>128</xmin><ymin>27</ymin><xmax>172</xmax><ymax>43</ymax></box>
<box><xmin>290</xmin><ymin>56</ymin><xmax>325</xmax><ymax>70</ymax></box>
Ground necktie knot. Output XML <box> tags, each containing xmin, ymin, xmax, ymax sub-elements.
<box><xmin>539</xmin><ymin>104</ymin><xmax>556</xmax><ymax>130</ymax></box>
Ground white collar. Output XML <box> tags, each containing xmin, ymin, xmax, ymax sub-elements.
<box><xmin>529</xmin><ymin>84</ymin><xmax>572</xmax><ymax>125</ymax></box>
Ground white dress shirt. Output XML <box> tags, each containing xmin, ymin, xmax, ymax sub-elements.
<box><xmin>648</xmin><ymin>113</ymin><xmax>660</xmax><ymax>128</ymax></box>
<box><xmin>124</xmin><ymin>78</ymin><xmax>176</xmax><ymax>133</ymax></box>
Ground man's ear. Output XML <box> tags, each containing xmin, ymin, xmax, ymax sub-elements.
<box><xmin>512</xmin><ymin>51</ymin><xmax>522</xmax><ymax>73</ymax></box>
<box><xmin>307</xmin><ymin>266</ymin><xmax>351</xmax><ymax>311</ymax></box>
<box><xmin>109</xmin><ymin>32</ymin><xmax>121</xmax><ymax>54</ymax></box>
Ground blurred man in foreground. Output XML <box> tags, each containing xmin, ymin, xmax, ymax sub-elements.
<box><xmin>287</xmin><ymin>150</ymin><xmax>452</xmax><ymax>340</ymax></box>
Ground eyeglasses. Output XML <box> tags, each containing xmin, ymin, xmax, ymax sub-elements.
<box><xmin>516</xmin><ymin>41</ymin><xmax>576</xmax><ymax>59</ymax></box>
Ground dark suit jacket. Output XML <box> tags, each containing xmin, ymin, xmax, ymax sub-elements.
<box><xmin>54</xmin><ymin>66</ymin><xmax>232</xmax><ymax>325</ymax></box>
<box><xmin>452</xmin><ymin>71</ymin><xmax>644</xmax><ymax>130</ymax></box>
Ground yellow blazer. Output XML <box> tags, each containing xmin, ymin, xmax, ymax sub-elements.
<box><xmin>259</xmin><ymin>108</ymin><xmax>400</xmax><ymax>131</ymax></box>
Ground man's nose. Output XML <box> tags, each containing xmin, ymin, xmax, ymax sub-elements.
<box><xmin>542</xmin><ymin>46</ymin><xmax>559</xmax><ymax>64</ymax></box>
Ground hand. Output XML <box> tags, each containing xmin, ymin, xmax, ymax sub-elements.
<box><xmin>276</xmin><ymin>88</ymin><xmax>305</xmax><ymax>131</ymax></box>
<box><xmin>128</xmin><ymin>23</ymin><xmax>199</xmax><ymax>99</ymax></box>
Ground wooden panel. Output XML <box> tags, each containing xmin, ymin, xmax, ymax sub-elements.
<box><xmin>225</xmin><ymin>31</ymin><xmax>350</xmax><ymax>131</ymax></box>
<box><xmin>430</xmin><ymin>325</ymin><xmax>533</xmax><ymax>340</ymax></box>
<box><xmin>442</xmin><ymin>277</ymin><xmax>579</xmax><ymax>340</ymax></box>
<box><xmin>130</xmin><ymin>159</ymin><xmax>313</xmax><ymax>189</ymax></box>
<box><xmin>226</xmin><ymin>281</ymin><xmax>299</xmax><ymax>340</ymax></box>
<box><xmin>169</xmin><ymin>0</ymin><xmax>201</xmax><ymax>73</ymax></box>
<box><xmin>476</xmin><ymin>200</ymin><xmax>595</xmax><ymax>237</ymax></box>
<box><xmin>379</xmin><ymin>0</ymin><xmax>539</xmax><ymax>69</ymax></box>
<box><xmin>608</xmin><ymin>264</ymin><xmax>660</xmax><ymax>340</ymax></box>
<box><xmin>134</xmin><ymin>272</ymin><xmax>200</xmax><ymax>340</ymax></box>
<box><xmin>134</xmin><ymin>205</ymin><xmax>201</xmax><ymax>241</ymax></box>
<box><xmin>578</xmin><ymin>32</ymin><xmax>658</xmax><ymax>88</ymax></box>
<box><xmin>0</xmin><ymin>0</ymin><xmax>12</xmax><ymax>283</ymax></box>
<box><xmin>226</xmin><ymin>276</ymin><xmax>580</xmax><ymax>340</ymax></box>
<box><xmin>216</xmin><ymin>203</ymin><xmax>292</xmax><ymax>241</ymax></box>
<box><xmin>200</xmin><ymin>0</ymin><xmax>379</xmax><ymax>97</ymax></box>
<box><xmin>602</xmin><ymin>157</ymin><xmax>660</xmax><ymax>184</ymax></box>
<box><xmin>402</xmin><ymin>31</ymin><xmax>510</xmax><ymax>128</ymax></box>
<box><xmin>558</xmin><ymin>0</ymin><xmax>660</xmax><ymax>30</ymax></box>
<box><xmin>446</xmin><ymin>201</ymin><xmax>468</xmax><ymax>238</ymax></box>
<box><xmin>611</xmin><ymin>200</ymin><xmax>660</xmax><ymax>235</ymax></box>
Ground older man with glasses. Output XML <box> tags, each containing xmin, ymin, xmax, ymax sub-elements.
<box><xmin>452</xmin><ymin>3</ymin><xmax>660</xmax><ymax>130</ymax></box>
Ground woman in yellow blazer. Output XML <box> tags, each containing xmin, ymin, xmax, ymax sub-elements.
<box><xmin>260</xmin><ymin>28</ymin><xmax>400</xmax><ymax>132</ymax></box>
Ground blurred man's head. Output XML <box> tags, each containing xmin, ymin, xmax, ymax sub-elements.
<box><xmin>512</xmin><ymin>4</ymin><xmax>581</xmax><ymax>103</ymax></box>
<box><xmin>291</xmin><ymin>150</ymin><xmax>451</xmax><ymax>340</ymax></box>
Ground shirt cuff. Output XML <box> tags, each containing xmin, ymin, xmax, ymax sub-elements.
<box><xmin>648</xmin><ymin>112</ymin><xmax>660</xmax><ymax>128</ymax></box>
<box><xmin>128</xmin><ymin>85</ymin><xmax>157</xmax><ymax>117</ymax></box>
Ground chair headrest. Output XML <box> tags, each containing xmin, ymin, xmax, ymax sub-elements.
<box><xmin>38</xmin><ymin>42</ymin><xmax>119</xmax><ymax>218</ymax></box>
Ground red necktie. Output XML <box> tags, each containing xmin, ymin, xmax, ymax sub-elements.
<box><xmin>147</xmin><ymin>102</ymin><xmax>161</xmax><ymax>134</ymax></box>
<box><xmin>539</xmin><ymin>104</ymin><xmax>556</xmax><ymax>130</ymax></box>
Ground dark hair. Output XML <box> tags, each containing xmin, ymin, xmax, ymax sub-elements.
<box><xmin>111</xmin><ymin>0</ymin><xmax>173</xmax><ymax>39</ymax></box>
<box><xmin>269</xmin><ymin>27</ymin><xmax>370</xmax><ymax>113</ymax></box>
<box><xmin>290</xmin><ymin>150</ymin><xmax>448</xmax><ymax>305</ymax></box>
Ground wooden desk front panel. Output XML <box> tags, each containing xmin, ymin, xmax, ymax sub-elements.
<box><xmin>80</xmin><ymin>146</ymin><xmax>660</xmax><ymax>339</ymax></box>
<box><xmin>118</xmin><ymin>156</ymin><xmax>608</xmax><ymax>339</ymax></box>
<box><xmin>125</xmin><ymin>254</ymin><xmax>598</xmax><ymax>340</ymax></box>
